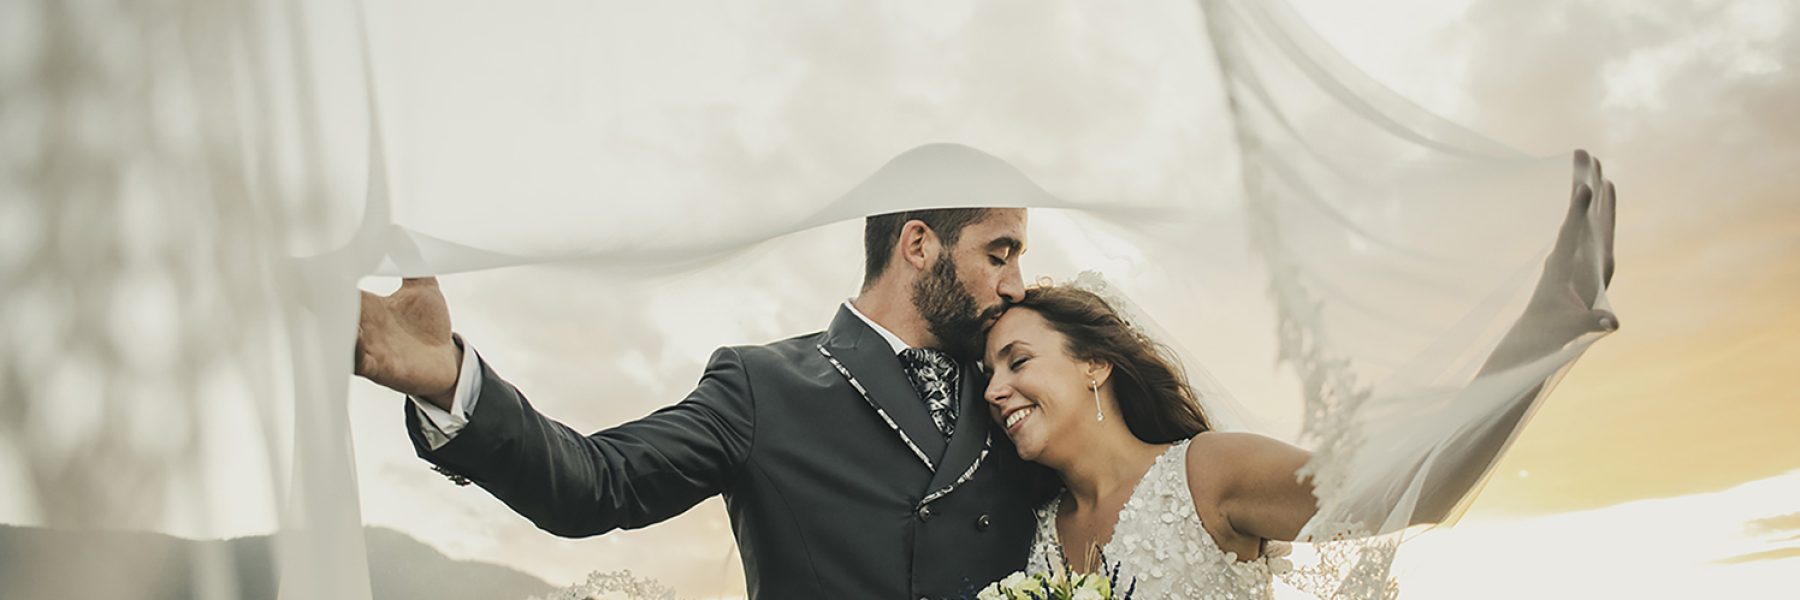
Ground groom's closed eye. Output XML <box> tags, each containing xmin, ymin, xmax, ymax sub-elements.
<box><xmin>986</xmin><ymin>237</ymin><xmax>1023</xmax><ymax>262</ymax></box>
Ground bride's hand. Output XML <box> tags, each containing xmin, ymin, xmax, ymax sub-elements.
<box><xmin>1488</xmin><ymin>150</ymin><xmax>1619</xmax><ymax>371</ymax></box>
<box><xmin>1536</xmin><ymin>150</ymin><xmax>1617</xmax><ymax>326</ymax></box>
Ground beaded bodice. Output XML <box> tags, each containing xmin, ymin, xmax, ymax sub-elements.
<box><xmin>1026</xmin><ymin>441</ymin><xmax>1277</xmax><ymax>598</ymax></box>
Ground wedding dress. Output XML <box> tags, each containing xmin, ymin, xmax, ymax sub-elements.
<box><xmin>1026</xmin><ymin>441</ymin><xmax>1281</xmax><ymax>599</ymax></box>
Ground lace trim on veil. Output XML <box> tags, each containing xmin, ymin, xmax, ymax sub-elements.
<box><xmin>529</xmin><ymin>570</ymin><xmax>678</xmax><ymax>600</ymax></box>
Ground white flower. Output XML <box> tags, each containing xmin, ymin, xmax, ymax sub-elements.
<box><xmin>1073</xmin><ymin>572</ymin><xmax>1112</xmax><ymax>596</ymax></box>
<box><xmin>1072</xmin><ymin>589</ymin><xmax>1104</xmax><ymax>600</ymax></box>
<box><xmin>999</xmin><ymin>571</ymin><xmax>1030</xmax><ymax>591</ymax></box>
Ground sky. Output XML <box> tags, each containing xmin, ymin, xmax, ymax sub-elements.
<box><xmin>1315</xmin><ymin>0</ymin><xmax>1800</xmax><ymax>510</ymax></box>
<box><xmin>331</xmin><ymin>0</ymin><xmax>1800</xmax><ymax>597</ymax></box>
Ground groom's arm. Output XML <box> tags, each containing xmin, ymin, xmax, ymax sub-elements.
<box><xmin>407</xmin><ymin>346</ymin><xmax>755</xmax><ymax>537</ymax></box>
<box><xmin>407</xmin><ymin>336</ymin><xmax>483</xmax><ymax>449</ymax></box>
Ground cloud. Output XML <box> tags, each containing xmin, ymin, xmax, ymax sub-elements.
<box><xmin>1308</xmin><ymin>0</ymin><xmax>1800</xmax><ymax>515</ymax></box>
<box><xmin>1396</xmin><ymin>470</ymin><xmax>1800</xmax><ymax>597</ymax></box>
<box><xmin>1717</xmin><ymin>546</ymin><xmax>1800</xmax><ymax>565</ymax></box>
<box><xmin>1746</xmin><ymin>512</ymin><xmax>1800</xmax><ymax>535</ymax></box>
<box><xmin>1442</xmin><ymin>0</ymin><xmax>1800</xmax><ymax>240</ymax></box>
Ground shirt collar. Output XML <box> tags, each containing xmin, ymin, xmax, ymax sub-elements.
<box><xmin>843</xmin><ymin>300</ymin><xmax>912</xmax><ymax>355</ymax></box>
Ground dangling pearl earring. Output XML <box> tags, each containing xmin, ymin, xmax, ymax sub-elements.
<box><xmin>1091</xmin><ymin>380</ymin><xmax>1104</xmax><ymax>422</ymax></box>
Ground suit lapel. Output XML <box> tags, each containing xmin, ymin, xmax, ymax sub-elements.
<box><xmin>819</xmin><ymin>306</ymin><xmax>948</xmax><ymax>470</ymax></box>
<box><xmin>921</xmin><ymin>359</ymin><xmax>994</xmax><ymax>504</ymax></box>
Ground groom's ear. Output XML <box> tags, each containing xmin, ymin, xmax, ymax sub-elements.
<box><xmin>898</xmin><ymin>219</ymin><xmax>941</xmax><ymax>272</ymax></box>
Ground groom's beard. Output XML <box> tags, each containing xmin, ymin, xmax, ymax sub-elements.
<box><xmin>913</xmin><ymin>255</ymin><xmax>998</xmax><ymax>362</ymax></box>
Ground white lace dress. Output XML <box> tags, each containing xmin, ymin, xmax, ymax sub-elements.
<box><xmin>1026</xmin><ymin>441</ymin><xmax>1283</xmax><ymax>599</ymax></box>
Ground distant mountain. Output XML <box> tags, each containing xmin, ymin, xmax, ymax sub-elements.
<box><xmin>0</xmin><ymin>524</ymin><xmax>555</xmax><ymax>599</ymax></box>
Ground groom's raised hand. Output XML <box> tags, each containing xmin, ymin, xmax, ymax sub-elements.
<box><xmin>355</xmin><ymin>277</ymin><xmax>462</xmax><ymax>410</ymax></box>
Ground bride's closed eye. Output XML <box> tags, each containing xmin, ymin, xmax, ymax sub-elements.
<box><xmin>1008</xmin><ymin>356</ymin><xmax>1031</xmax><ymax>370</ymax></box>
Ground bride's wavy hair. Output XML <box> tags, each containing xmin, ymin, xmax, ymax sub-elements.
<box><xmin>1012</xmin><ymin>284</ymin><xmax>1212</xmax><ymax>444</ymax></box>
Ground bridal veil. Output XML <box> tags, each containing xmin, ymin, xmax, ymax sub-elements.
<box><xmin>0</xmin><ymin>0</ymin><xmax>1614</xmax><ymax>597</ymax></box>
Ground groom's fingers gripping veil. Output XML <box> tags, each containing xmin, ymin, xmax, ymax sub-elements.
<box><xmin>354</xmin><ymin>276</ymin><xmax>462</xmax><ymax>408</ymax></box>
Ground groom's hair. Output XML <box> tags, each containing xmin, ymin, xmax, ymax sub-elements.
<box><xmin>862</xmin><ymin>208</ymin><xmax>993</xmax><ymax>289</ymax></box>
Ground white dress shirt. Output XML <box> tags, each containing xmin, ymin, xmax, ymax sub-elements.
<box><xmin>842</xmin><ymin>299</ymin><xmax>913</xmax><ymax>355</ymax></box>
<box><xmin>407</xmin><ymin>340</ymin><xmax>483</xmax><ymax>450</ymax></box>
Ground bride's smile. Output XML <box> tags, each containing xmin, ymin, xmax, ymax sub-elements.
<box><xmin>1001</xmin><ymin>405</ymin><xmax>1033</xmax><ymax>432</ymax></box>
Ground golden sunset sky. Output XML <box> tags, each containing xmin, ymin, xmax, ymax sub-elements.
<box><xmin>1293</xmin><ymin>0</ymin><xmax>1800</xmax><ymax>517</ymax></box>
<box><xmin>1292</xmin><ymin>0</ymin><xmax>1800</xmax><ymax>594</ymax></box>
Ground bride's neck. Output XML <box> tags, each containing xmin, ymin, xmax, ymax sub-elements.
<box><xmin>1045</xmin><ymin>418</ymin><xmax>1165</xmax><ymax>511</ymax></box>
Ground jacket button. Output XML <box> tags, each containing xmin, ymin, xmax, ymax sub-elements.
<box><xmin>917</xmin><ymin>505</ymin><xmax>933</xmax><ymax>521</ymax></box>
<box><xmin>975</xmin><ymin>514</ymin><xmax>991</xmax><ymax>531</ymax></box>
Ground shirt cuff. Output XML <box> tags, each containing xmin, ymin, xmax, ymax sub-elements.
<box><xmin>408</xmin><ymin>337</ymin><xmax>484</xmax><ymax>450</ymax></box>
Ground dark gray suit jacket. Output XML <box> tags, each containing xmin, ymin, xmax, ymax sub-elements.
<box><xmin>408</xmin><ymin>306</ymin><xmax>1052</xmax><ymax>599</ymax></box>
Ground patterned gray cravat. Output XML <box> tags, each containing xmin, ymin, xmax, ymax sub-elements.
<box><xmin>898</xmin><ymin>347</ymin><xmax>959</xmax><ymax>439</ymax></box>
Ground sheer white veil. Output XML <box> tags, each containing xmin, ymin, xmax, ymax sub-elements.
<box><xmin>2</xmin><ymin>0</ymin><xmax>1616</xmax><ymax>598</ymax></box>
<box><xmin>1047</xmin><ymin>270</ymin><xmax>1270</xmax><ymax>436</ymax></box>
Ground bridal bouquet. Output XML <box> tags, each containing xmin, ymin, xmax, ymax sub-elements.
<box><xmin>973</xmin><ymin>563</ymin><xmax>1136</xmax><ymax>600</ymax></box>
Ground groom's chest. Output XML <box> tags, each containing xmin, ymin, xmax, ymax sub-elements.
<box><xmin>738</xmin><ymin>353</ymin><xmax>1018</xmax><ymax>504</ymax></box>
<box><xmin>728</xmin><ymin>353</ymin><xmax>1041</xmax><ymax>594</ymax></box>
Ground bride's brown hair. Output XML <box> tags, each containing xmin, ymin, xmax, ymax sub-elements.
<box><xmin>1010</xmin><ymin>285</ymin><xmax>1212</xmax><ymax>444</ymax></box>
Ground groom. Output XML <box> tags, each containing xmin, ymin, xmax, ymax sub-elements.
<box><xmin>354</xmin><ymin>208</ymin><xmax>1051</xmax><ymax>598</ymax></box>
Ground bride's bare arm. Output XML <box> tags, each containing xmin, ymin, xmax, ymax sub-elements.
<box><xmin>1182</xmin><ymin>154</ymin><xmax>1616</xmax><ymax>546</ymax></box>
<box><xmin>1411</xmin><ymin>153</ymin><xmax>1617</xmax><ymax>524</ymax></box>
<box><xmin>1184</xmin><ymin>432</ymin><xmax>1316</xmax><ymax>545</ymax></box>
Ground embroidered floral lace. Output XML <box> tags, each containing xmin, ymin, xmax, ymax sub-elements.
<box><xmin>1027</xmin><ymin>442</ymin><xmax>1289</xmax><ymax>599</ymax></box>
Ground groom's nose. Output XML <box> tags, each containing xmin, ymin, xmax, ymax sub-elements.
<box><xmin>997</xmin><ymin>264</ymin><xmax>1024</xmax><ymax>304</ymax></box>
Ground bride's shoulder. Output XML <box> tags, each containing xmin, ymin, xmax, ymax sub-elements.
<box><xmin>1182</xmin><ymin>431</ymin><xmax>1282</xmax><ymax>466</ymax></box>
<box><xmin>1181</xmin><ymin>431</ymin><xmax>1305</xmax><ymax>493</ymax></box>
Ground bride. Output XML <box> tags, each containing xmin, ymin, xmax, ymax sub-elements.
<box><xmin>980</xmin><ymin>172</ymin><xmax>1616</xmax><ymax>597</ymax></box>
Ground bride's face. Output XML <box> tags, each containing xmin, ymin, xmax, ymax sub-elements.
<box><xmin>983</xmin><ymin>307</ymin><xmax>1096</xmax><ymax>462</ymax></box>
